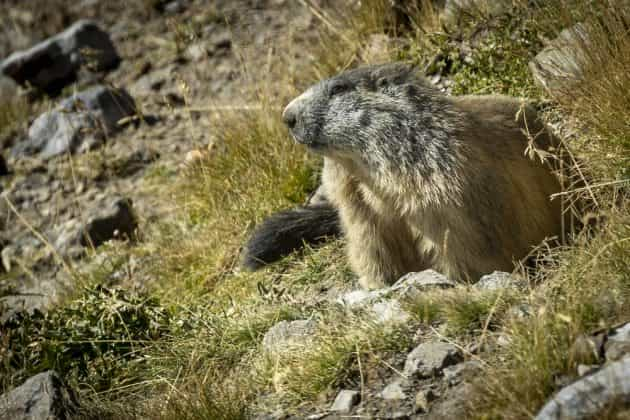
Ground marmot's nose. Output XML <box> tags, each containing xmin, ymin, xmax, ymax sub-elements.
<box><xmin>282</xmin><ymin>105</ymin><xmax>297</xmax><ymax>129</ymax></box>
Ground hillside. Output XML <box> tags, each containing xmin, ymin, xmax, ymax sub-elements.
<box><xmin>0</xmin><ymin>1</ymin><xmax>628</xmax><ymax>419</ymax></box>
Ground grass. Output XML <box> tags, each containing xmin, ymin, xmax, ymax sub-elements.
<box><xmin>1</xmin><ymin>0</ymin><xmax>628</xmax><ymax>418</ymax></box>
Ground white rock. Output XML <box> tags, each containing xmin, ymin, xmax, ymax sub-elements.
<box><xmin>476</xmin><ymin>271</ymin><xmax>526</xmax><ymax>291</ymax></box>
<box><xmin>370</xmin><ymin>299</ymin><xmax>410</xmax><ymax>324</ymax></box>
<box><xmin>390</xmin><ymin>269</ymin><xmax>457</xmax><ymax>299</ymax></box>
<box><xmin>404</xmin><ymin>341</ymin><xmax>463</xmax><ymax>379</ymax></box>
<box><xmin>379</xmin><ymin>380</ymin><xmax>407</xmax><ymax>400</ymax></box>
<box><xmin>330</xmin><ymin>389</ymin><xmax>360</xmax><ymax>413</ymax></box>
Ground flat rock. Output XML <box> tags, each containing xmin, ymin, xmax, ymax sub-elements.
<box><xmin>535</xmin><ymin>357</ymin><xmax>630</xmax><ymax>420</ymax></box>
<box><xmin>370</xmin><ymin>299</ymin><xmax>410</xmax><ymax>324</ymax></box>
<box><xmin>390</xmin><ymin>270</ymin><xmax>457</xmax><ymax>299</ymax></box>
<box><xmin>330</xmin><ymin>389</ymin><xmax>360</xmax><ymax>413</ymax></box>
<box><xmin>262</xmin><ymin>319</ymin><xmax>317</xmax><ymax>353</ymax></box>
<box><xmin>14</xmin><ymin>85</ymin><xmax>136</xmax><ymax>159</ymax></box>
<box><xmin>0</xmin><ymin>20</ymin><xmax>120</xmax><ymax>95</ymax></box>
<box><xmin>404</xmin><ymin>341</ymin><xmax>463</xmax><ymax>379</ymax></box>
<box><xmin>604</xmin><ymin>322</ymin><xmax>630</xmax><ymax>361</ymax></box>
<box><xmin>0</xmin><ymin>371</ymin><xmax>79</xmax><ymax>420</ymax></box>
<box><xmin>337</xmin><ymin>289</ymin><xmax>384</xmax><ymax>307</ymax></box>
<box><xmin>529</xmin><ymin>24</ymin><xmax>588</xmax><ymax>95</ymax></box>
<box><xmin>476</xmin><ymin>271</ymin><xmax>525</xmax><ymax>291</ymax></box>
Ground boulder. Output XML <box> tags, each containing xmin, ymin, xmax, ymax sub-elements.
<box><xmin>604</xmin><ymin>323</ymin><xmax>630</xmax><ymax>361</ymax></box>
<box><xmin>404</xmin><ymin>341</ymin><xmax>463</xmax><ymax>379</ymax></box>
<box><xmin>0</xmin><ymin>371</ymin><xmax>79</xmax><ymax>420</ymax></box>
<box><xmin>370</xmin><ymin>299</ymin><xmax>410</xmax><ymax>324</ymax></box>
<box><xmin>529</xmin><ymin>24</ymin><xmax>588</xmax><ymax>95</ymax></box>
<box><xmin>0</xmin><ymin>20</ymin><xmax>120</xmax><ymax>95</ymax></box>
<box><xmin>14</xmin><ymin>85</ymin><xmax>136</xmax><ymax>159</ymax></box>
<box><xmin>535</xmin><ymin>357</ymin><xmax>630</xmax><ymax>420</ymax></box>
<box><xmin>330</xmin><ymin>390</ymin><xmax>360</xmax><ymax>413</ymax></box>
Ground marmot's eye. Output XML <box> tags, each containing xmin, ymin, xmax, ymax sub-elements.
<box><xmin>330</xmin><ymin>82</ymin><xmax>351</xmax><ymax>96</ymax></box>
<box><xmin>376</xmin><ymin>77</ymin><xmax>389</xmax><ymax>89</ymax></box>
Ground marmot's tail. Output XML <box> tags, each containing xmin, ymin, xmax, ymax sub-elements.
<box><xmin>241</xmin><ymin>204</ymin><xmax>341</xmax><ymax>270</ymax></box>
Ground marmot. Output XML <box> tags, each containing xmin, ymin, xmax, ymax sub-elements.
<box><xmin>242</xmin><ymin>63</ymin><xmax>568</xmax><ymax>289</ymax></box>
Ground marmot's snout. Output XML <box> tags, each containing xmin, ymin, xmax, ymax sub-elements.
<box><xmin>282</xmin><ymin>88</ymin><xmax>317</xmax><ymax>146</ymax></box>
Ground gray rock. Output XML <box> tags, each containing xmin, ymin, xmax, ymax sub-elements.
<box><xmin>337</xmin><ymin>289</ymin><xmax>384</xmax><ymax>307</ymax></box>
<box><xmin>476</xmin><ymin>271</ymin><xmax>525</xmax><ymax>291</ymax></box>
<box><xmin>404</xmin><ymin>341</ymin><xmax>463</xmax><ymax>379</ymax></box>
<box><xmin>535</xmin><ymin>357</ymin><xmax>630</xmax><ymax>420</ymax></box>
<box><xmin>15</xmin><ymin>85</ymin><xmax>136</xmax><ymax>159</ymax></box>
<box><xmin>0</xmin><ymin>20</ymin><xmax>120</xmax><ymax>94</ymax></box>
<box><xmin>390</xmin><ymin>270</ymin><xmax>457</xmax><ymax>299</ymax></box>
<box><xmin>130</xmin><ymin>65</ymin><xmax>176</xmax><ymax>97</ymax></box>
<box><xmin>605</xmin><ymin>323</ymin><xmax>630</xmax><ymax>361</ymax></box>
<box><xmin>370</xmin><ymin>299</ymin><xmax>410</xmax><ymax>324</ymax></box>
<box><xmin>529</xmin><ymin>24</ymin><xmax>588</xmax><ymax>95</ymax></box>
<box><xmin>379</xmin><ymin>380</ymin><xmax>407</xmax><ymax>400</ymax></box>
<box><xmin>443</xmin><ymin>360</ymin><xmax>482</xmax><ymax>386</ymax></box>
<box><xmin>426</xmin><ymin>382</ymin><xmax>474</xmax><ymax>420</ymax></box>
<box><xmin>262</xmin><ymin>319</ymin><xmax>317</xmax><ymax>353</ymax></box>
<box><xmin>330</xmin><ymin>389</ymin><xmax>360</xmax><ymax>413</ymax></box>
<box><xmin>0</xmin><ymin>371</ymin><xmax>79</xmax><ymax>420</ymax></box>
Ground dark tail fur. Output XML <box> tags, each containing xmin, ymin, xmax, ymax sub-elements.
<box><xmin>241</xmin><ymin>204</ymin><xmax>341</xmax><ymax>270</ymax></box>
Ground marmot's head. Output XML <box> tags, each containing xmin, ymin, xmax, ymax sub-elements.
<box><xmin>282</xmin><ymin>63</ymin><xmax>457</xmax><ymax>176</ymax></box>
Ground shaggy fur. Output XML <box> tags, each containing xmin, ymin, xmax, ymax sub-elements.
<box><xmin>242</xmin><ymin>63</ymin><xmax>566</xmax><ymax>288</ymax></box>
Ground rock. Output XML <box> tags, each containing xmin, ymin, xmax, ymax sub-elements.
<box><xmin>442</xmin><ymin>360</ymin><xmax>482</xmax><ymax>386</ymax></box>
<box><xmin>129</xmin><ymin>65</ymin><xmax>176</xmax><ymax>97</ymax></box>
<box><xmin>390</xmin><ymin>270</ymin><xmax>457</xmax><ymax>299</ymax></box>
<box><xmin>262</xmin><ymin>319</ymin><xmax>317</xmax><ymax>353</ymax></box>
<box><xmin>535</xmin><ymin>357</ymin><xmax>630</xmax><ymax>420</ymax></box>
<box><xmin>164</xmin><ymin>0</ymin><xmax>186</xmax><ymax>14</ymax></box>
<box><xmin>404</xmin><ymin>341</ymin><xmax>463</xmax><ymax>378</ymax></box>
<box><xmin>337</xmin><ymin>289</ymin><xmax>384</xmax><ymax>307</ymax></box>
<box><xmin>330</xmin><ymin>389</ymin><xmax>360</xmax><ymax>413</ymax></box>
<box><xmin>0</xmin><ymin>20</ymin><xmax>120</xmax><ymax>95</ymax></box>
<box><xmin>0</xmin><ymin>371</ymin><xmax>79</xmax><ymax>420</ymax></box>
<box><xmin>529</xmin><ymin>24</ymin><xmax>588</xmax><ymax>95</ymax></box>
<box><xmin>604</xmin><ymin>323</ymin><xmax>630</xmax><ymax>361</ymax></box>
<box><xmin>15</xmin><ymin>85</ymin><xmax>136</xmax><ymax>159</ymax></box>
<box><xmin>370</xmin><ymin>299</ymin><xmax>410</xmax><ymax>324</ymax></box>
<box><xmin>476</xmin><ymin>271</ymin><xmax>526</xmax><ymax>291</ymax></box>
<box><xmin>185</xmin><ymin>42</ymin><xmax>210</xmax><ymax>62</ymax></box>
<box><xmin>80</xmin><ymin>197</ymin><xmax>137</xmax><ymax>247</ymax></box>
<box><xmin>379</xmin><ymin>380</ymin><xmax>407</xmax><ymax>400</ymax></box>
<box><xmin>426</xmin><ymin>382</ymin><xmax>474</xmax><ymax>420</ymax></box>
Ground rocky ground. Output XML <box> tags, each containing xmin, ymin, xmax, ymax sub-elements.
<box><xmin>1</xmin><ymin>0</ymin><xmax>628</xmax><ymax>419</ymax></box>
<box><xmin>0</xmin><ymin>0</ymin><xmax>319</xmax><ymax>315</ymax></box>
